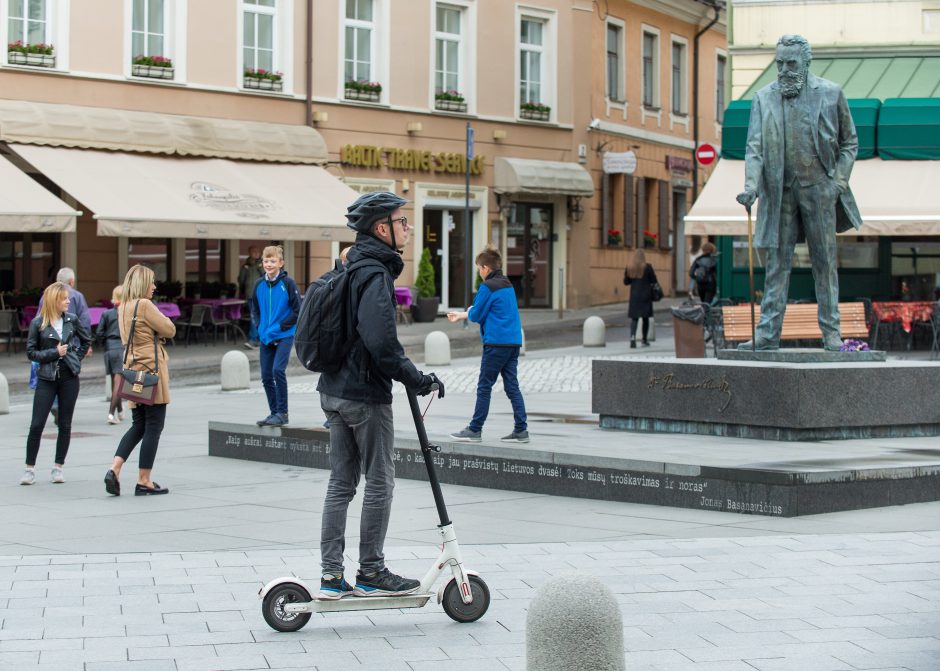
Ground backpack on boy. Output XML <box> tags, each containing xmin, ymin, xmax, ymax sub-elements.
<box><xmin>294</xmin><ymin>258</ymin><xmax>385</xmax><ymax>373</ymax></box>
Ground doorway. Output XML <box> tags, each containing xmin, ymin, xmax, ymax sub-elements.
<box><xmin>506</xmin><ymin>203</ymin><xmax>553</xmax><ymax>308</ymax></box>
<box><xmin>422</xmin><ymin>208</ymin><xmax>473</xmax><ymax>310</ymax></box>
<box><xmin>673</xmin><ymin>189</ymin><xmax>688</xmax><ymax>292</ymax></box>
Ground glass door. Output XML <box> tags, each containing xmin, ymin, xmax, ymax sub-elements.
<box><xmin>505</xmin><ymin>203</ymin><xmax>553</xmax><ymax>308</ymax></box>
<box><xmin>423</xmin><ymin>208</ymin><xmax>472</xmax><ymax>311</ymax></box>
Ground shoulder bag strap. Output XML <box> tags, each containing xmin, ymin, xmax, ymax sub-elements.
<box><xmin>121</xmin><ymin>300</ymin><xmax>140</xmax><ymax>368</ymax></box>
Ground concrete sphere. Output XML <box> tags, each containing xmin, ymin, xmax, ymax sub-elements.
<box><xmin>583</xmin><ymin>316</ymin><xmax>607</xmax><ymax>347</ymax></box>
<box><xmin>527</xmin><ymin>574</ymin><xmax>624</xmax><ymax>671</ymax></box>
<box><xmin>424</xmin><ymin>330</ymin><xmax>451</xmax><ymax>366</ymax></box>
<box><xmin>220</xmin><ymin>350</ymin><xmax>251</xmax><ymax>391</ymax></box>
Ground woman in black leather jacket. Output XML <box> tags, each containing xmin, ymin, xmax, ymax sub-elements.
<box><xmin>22</xmin><ymin>282</ymin><xmax>92</xmax><ymax>485</ymax></box>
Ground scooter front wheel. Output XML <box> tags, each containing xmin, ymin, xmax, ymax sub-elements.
<box><xmin>262</xmin><ymin>582</ymin><xmax>312</xmax><ymax>632</ymax></box>
<box><xmin>442</xmin><ymin>575</ymin><xmax>490</xmax><ymax>623</ymax></box>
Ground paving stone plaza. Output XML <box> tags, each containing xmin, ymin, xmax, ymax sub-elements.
<box><xmin>1</xmin><ymin>316</ymin><xmax>938</xmax><ymax>670</ymax></box>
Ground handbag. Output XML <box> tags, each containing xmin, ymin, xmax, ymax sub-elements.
<box><xmin>117</xmin><ymin>300</ymin><xmax>160</xmax><ymax>405</ymax></box>
<box><xmin>651</xmin><ymin>282</ymin><xmax>664</xmax><ymax>302</ymax></box>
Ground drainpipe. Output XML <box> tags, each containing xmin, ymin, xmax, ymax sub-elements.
<box><xmin>692</xmin><ymin>1</ymin><xmax>721</xmax><ymax>201</ymax></box>
<box><xmin>305</xmin><ymin>0</ymin><xmax>313</xmax><ymax>127</ymax></box>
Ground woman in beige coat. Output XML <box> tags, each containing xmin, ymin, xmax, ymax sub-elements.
<box><xmin>104</xmin><ymin>265</ymin><xmax>176</xmax><ymax>496</ymax></box>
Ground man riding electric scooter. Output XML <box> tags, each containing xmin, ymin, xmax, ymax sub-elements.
<box><xmin>317</xmin><ymin>191</ymin><xmax>445</xmax><ymax>599</ymax></box>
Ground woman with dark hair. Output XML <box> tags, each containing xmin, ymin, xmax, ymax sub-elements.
<box><xmin>690</xmin><ymin>241</ymin><xmax>719</xmax><ymax>304</ymax></box>
<box><xmin>623</xmin><ymin>249</ymin><xmax>659</xmax><ymax>348</ymax></box>
<box><xmin>22</xmin><ymin>282</ymin><xmax>92</xmax><ymax>485</ymax></box>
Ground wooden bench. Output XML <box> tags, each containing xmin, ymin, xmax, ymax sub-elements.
<box><xmin>720</xmin><ymin>302</ymin><xmax>870</xmax><ymax>344</ymax></box>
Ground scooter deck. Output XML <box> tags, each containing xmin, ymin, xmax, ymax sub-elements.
<box><xmin>286</xmin><ymin>593</ymin><xmax>434</xmax><ymax>614</ymax></box>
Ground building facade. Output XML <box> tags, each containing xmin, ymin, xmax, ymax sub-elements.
<box><xmin>0</xmin><ymin>0</ymin><xmax>726</xmax><ymax>312</ymax></box>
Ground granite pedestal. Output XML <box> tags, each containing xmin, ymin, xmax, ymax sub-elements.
<box><xmin>593</xmin><ymin>357</ymin><xmax>940</xmax><ymax>441</ymax></box>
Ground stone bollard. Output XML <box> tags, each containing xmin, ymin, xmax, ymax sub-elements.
<box><xmin>527</xmin><ymin>574</ymin><xmax>624</xmax><ymax>671</ymax></box>
<box><xmin>521</xmin><ymin>328</ymin><xmax>526</xmax><ymax>356</ymax></box>
<box><xmin>0</xmin><ymin>372</ymin><xmax>8</xmax><ymax>415</ymax></box>
<box><xmin>583</xmin><ymin>316</ymin><xmax>606</xmax><ymax>347</ymax></box>
<box><xmin>220</xmin><ymin>350</ymin><xmax>251</xmax><ymax>391</ymax></box>
<box><xmin>424</xmin><ymin>330</ymin><xmax>451</xmax><ymax>366</ymax></box>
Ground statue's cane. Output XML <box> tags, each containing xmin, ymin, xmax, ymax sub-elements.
<box><xmin>746</xmin><ymin>204</ymin><xmax>756</xmax><ymax>352</ymax></box>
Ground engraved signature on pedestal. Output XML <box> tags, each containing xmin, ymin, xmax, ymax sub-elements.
<box><xmin>647</xmin><ymin>372</ymin><xmax>733</xmax><ymax>412</ymax></box>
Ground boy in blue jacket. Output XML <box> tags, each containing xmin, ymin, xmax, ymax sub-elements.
<box><xmin>250</xmin><ymin>245</ymin><xmax>300</xmax><ymax>427</ymax></box>
<box><xmin>447</xmin><ymin>247</ymin><xmax>528</xmax><ymax>443</ymax></box>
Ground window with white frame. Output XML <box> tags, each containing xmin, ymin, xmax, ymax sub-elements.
<box><xmin>345</xmin><ymin>0</ymin><xmax>374</xmax><ymax>84</ymax></box>
<box><xmin>435</xmin><ymin>4</ymin><xmax>461</xmax><ymax>96</ymax></box>
<box><xmin>132</xmin><ymin>0</ymin><xmax>166</xmax><ymax>59</ymax></box>
<box><xmin>606</xmin><ymin>21</ymin><xmax>624</xmax><ymax>102</ymax></box>
<box><xmin>520</xmin><ymin>17</ymin><xmax>545</xmax><ymax>105</ymax></box>
<box><xmin>243</xmin><ymin>0</ymin><xmax>276</xmax><ymax>73</ymax></box>
<box><xmin>671</xmin><ymin>40</ymin><xmax>687</xmax><ymax>114</ymax></box>
<box><xmin>716</xmin><ymin>53</ymin><xmax>727</xmax><ymax>123</ymax></box>
<box><xmin>8</xmin><ymin>0</ymin><xmax>51</xmax><ymax>48</ymax></box>
<box><xmin>642</xmin><ymin>31</ymin><xmax>658</xmax><ymax>108</ymax></box>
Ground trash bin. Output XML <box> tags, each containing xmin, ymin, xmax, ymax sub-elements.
<box><xmin>671</xmin><ymin>304</ymin><xmax>706</xmax><ymax>358</ymax></box>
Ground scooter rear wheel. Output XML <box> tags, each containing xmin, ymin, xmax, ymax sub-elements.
<box><xmin>442</xmin><ymin>575</ymin><xmax>490</xmax><ymax>623</ymax></box>
<box><xmin>262</xmin><ymin>582</ymin><xmax>312</xmax><ymax>632</ymax></box>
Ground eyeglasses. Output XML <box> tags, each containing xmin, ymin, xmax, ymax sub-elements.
<box><xmin>388</xmin><ymin>216</ymin><xmax>410</xmax><ymax>231</ymax></box>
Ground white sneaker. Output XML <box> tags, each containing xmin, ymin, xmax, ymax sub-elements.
<box><xmin>51</xmin><ymin>467</ymin><xmax>65</xmax><ymax>484</ymax></box>
<box><xmin>20</xmin><ymin>469</ymin><xmax>35</xmax><ymax>485</ymax></box>
<box><xmin>107</xmin><ymin>414</ymin><xmax>118</xmax><ymax>425</ymax></box>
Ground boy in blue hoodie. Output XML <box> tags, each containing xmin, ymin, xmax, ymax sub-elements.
<box><xmin>250</xmin><ymin>245</ymin><xmax>300</xmax><ymax>427</ymax></box>
<box><xmin>447</xmin><ymin>246</ymin><xmax>528</xmax><ymax>443</ymax></box>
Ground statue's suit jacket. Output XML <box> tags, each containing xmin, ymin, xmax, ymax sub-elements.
<box><xmin>743</xmin><ymin>73</ymin><xmax>863</xmax><ymax>248</ymax></box>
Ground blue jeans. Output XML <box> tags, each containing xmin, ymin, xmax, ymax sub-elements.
<box><xmin>319</xmin><ymin>393</ymin><xmax>395</xmax><ymax>575</ymax></box>
<box><xmin>260</xmin><ymin>336</ymin><xmax>293</xmax><ymax>415</ymax></box>
<box><xmin>470</xmin><ymin>345</ymin><xmax>527</xmax><ymax>433</ymax></box>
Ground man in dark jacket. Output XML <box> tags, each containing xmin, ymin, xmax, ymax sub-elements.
<box><xmin>316</xmin><ymin>191</ymin><xmax>444</xmax><ymax>601</ymax></box>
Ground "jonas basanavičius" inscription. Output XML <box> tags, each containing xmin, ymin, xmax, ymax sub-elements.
<box><xmin>648</xmin><ymin>372</ymin><xmax>733</xmax><ymax>412</ymax></box>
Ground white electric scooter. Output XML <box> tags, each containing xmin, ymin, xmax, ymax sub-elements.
<box><xmin>258</xmin><ymin>386</ymin><xmax>490</xmax><ymax>632</ymax></box>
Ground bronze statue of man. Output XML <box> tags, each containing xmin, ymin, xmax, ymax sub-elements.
<box><xmin>736</xmin><ymin>34</ymin><xmax>863</xmax><ymax>351</ymax></box>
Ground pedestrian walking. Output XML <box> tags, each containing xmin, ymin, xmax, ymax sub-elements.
<box><xmin>22</xmin><ymin>282</ymin><xmax>92</xmax><ymax>485</ymax></box>
<box><xmin>239</xmin><ymin>246</ymin><xmax>264</xmax><ymax>349</ymax></box>
<box><xmin>689</xmin><ymin>242</ymin><xmax>719</xmax><ymax>305</ymax></box>
<box><xmin>447</xmin><ymin>246</ymin><xmax>528</xmax><ymax>443</ymax></box>
<box><xmin>316</xmin><ymin>191</ymin><xmax>444</xmax><ymax>600</ymax></box>
<box><xmin>250</xmin><ymin>245</ymin><xmax>300</xmax><ymax>427</ymax></box>
<box><xmin>97</xmin><ymin>285</ymin><xmax>126</xmax><ymax>424</ymax></box>
<box><xmin>623</xmin><ymin>249</ymin><xmax>659</xmax><ymax>348</ymax></box>
<box><xmin>104</xmin><ymin>265</ymin><xmax>176</xmax><ymax>496</ymax></box>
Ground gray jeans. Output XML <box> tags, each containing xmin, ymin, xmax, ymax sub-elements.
<box><xmin>319</xmin><ymin>393</ymin><xmax>395</xmax><ymax>575</ymax></box>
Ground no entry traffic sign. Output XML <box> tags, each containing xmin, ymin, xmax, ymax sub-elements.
<box><xmin>696</xmin><ymin>143</ymin><xmax>717</xmax><ymax>165</ymax></box>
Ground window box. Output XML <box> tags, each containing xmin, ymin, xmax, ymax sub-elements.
<box><xmin>520</xmin><ymin>107</ymin><xmax>550</xmax><ymax>122</ymax></box>
<box><xmin>132</xmin><ymin>64</ymin><xmax>174</xmax><ymax>80</ymax></box>
<box><xmin>8</xmin><ymin>51</ymin><xmax>55</xmax><ymax>67</ymax></box>
<box><xmin>245</xmin><ymin>76</ymin><xmax>283</xmax><ymax>92</ymax></box>
<box><xmin>345</xmin><ymin>87</ymin><xmax>380</xmax><ymax>102</ymax></box>
<box><xmin>435</xmin><ymin>99</ymin><xmax>467</xmax><ymax>113</ymax></box>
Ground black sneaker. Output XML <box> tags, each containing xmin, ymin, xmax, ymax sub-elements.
<box><xmin>353</xmin><ymin>568</ymin><xmax>420</xmax><ymax>597</ymax></box>
<box><xmin>318</xmin><ymin>574</ymin><xmax>354</xmax><ymax>600</ymax></box>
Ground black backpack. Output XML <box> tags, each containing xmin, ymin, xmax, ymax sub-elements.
<box><xmin>294</xmin><ymin>258</ymin><xmax>385</xmax><ymax>373</ymax></box>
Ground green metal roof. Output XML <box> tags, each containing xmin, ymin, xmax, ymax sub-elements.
<box><xmin>742</xmin><ymin>57</ymin><xmax>940</xmax><ymax>100</ymax></box>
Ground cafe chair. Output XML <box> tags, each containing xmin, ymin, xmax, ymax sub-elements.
<box><xmin>0</xmin><ymin>309</ymin><xmax>23</xmax><ymax>355</ymax></box>
<box><xmin>174</xmin><ymin>304</ymin><xmax>211</xmax><ymax>346</ymax></box>
<box><xmin>209</xmin><ymin>305</ymin><xmax>246</xmax><ymax>344</ymax></box>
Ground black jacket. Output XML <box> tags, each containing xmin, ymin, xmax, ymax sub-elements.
<box><xmin>96</xmin><ymin>307</ymin><xmax>123</xmax><ymax>351</ymax></box>
<box><xmin>27</xmin><ymin>312</ymin><xmax>92</xmax><ymax>382</ymax></box>
<box><xmin>689</xmin><ymin>254</ymin><xmax>718</xmax><ymax>289</ymax></box>
<box><xmin>623</xmin><ymin>263</ymin><xmax>658</xmax><ymax>319</ymax></box>
<box><xmin>317</xmin><ymin>235</ymin><xmax>424</xmax><ymax>405</ymax></box>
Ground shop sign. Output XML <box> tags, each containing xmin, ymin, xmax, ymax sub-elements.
<box><xmin>665</xmin><ymin>156</ymin><xmax>693</xmax><ymax>173</ymax></box>
<box><xmin>602</xmin><ymin>151</ymin><xmax>636</xmax><ymax>174</ymax></box>
<box><xmin>340</xmin><ymin>144</ymin><xmax>485</xmax><ymax>176</ymax></box>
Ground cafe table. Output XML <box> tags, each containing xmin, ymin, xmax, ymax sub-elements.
<box><xmin>871</xmin><ymin>300</ymin><xmax>935</xmax><ymax>350</ymax></box>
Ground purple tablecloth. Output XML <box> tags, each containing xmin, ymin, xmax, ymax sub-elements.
<box><xmin>178</xmin><ymin>298</ymin><xmax>243</xmax><ymax>321</ymax></box>
<box><xmin>394</xmin><ymin>287</ymin><xmax>413</xmax><ymax>307</ymax></box>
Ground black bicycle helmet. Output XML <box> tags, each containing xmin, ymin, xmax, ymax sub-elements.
<box><xmin>345</xmin><ymin>191</ymin><xmax>408</xmax><ymax>232</ymax></box>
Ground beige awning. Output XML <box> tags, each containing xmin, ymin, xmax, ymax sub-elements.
<box><xmin>0</xmin><ymin>99</ymin><xmax>328</xmax><ymax>164</ymax></box>
<box><xmin>494</xmin><ymin>157</ymin><xmax>594</xmax><ymax>196</ymax></box>
<box><xmin>0</xmin><ymin>154</ymin><xmax>80</xmax><ymax>232</ymax></box>
<box><xmin>685</xmin><ymin>158</ymin><xmax>940</xmax><ymax>236</ymax></box>
<box><xmin>10</xmin><ymin>144</ymin><xmax>357</xmax><ymax>241</ymax></box>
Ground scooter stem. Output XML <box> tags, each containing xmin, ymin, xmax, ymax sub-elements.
<box><xmin>406</xmin><ymin>388</ymin><xmax>452</xmax><ymax>527</ymax></box>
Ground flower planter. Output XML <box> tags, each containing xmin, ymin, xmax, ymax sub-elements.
<box><xmin>520</xmin><ymin>108</ymin><xmax>550</xmax><ymax>121</ymax></box>
<box><xmin>244</xmin><ymin>77</ymin><xmax>283</xmax><ymax>92</ymax></box>
<box><xmin>132</xmin><ymin>64</ymin><xmax>174</xmax><ymax>80</ymax></box>
<box><xmin>9</xmin><ymin>52</ymin><xmax>54</xmax><ymax>67</ymax></box>
<box><xmin>411</xmin><ymin>297</ymin><xmax>440</xmax><ymax>323</ymax></box>
<box><xmin>643</xmin><ymin>240</ymin><xmax>656</xmax><ymax>249</ymax></box>
<box><xmin>345</xmin><ymin>88</ymin><xmax>380</xmax><ymax>102</ymax></box>
<box><xmin>607</xmin><ymin>237</ymin><xmax>623</xmax><ymax>247</ymax></box>
<box><xmin>435</xmin><ymin>99</ymin><xmax>467</xmax><ymax>113</ymax></box>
